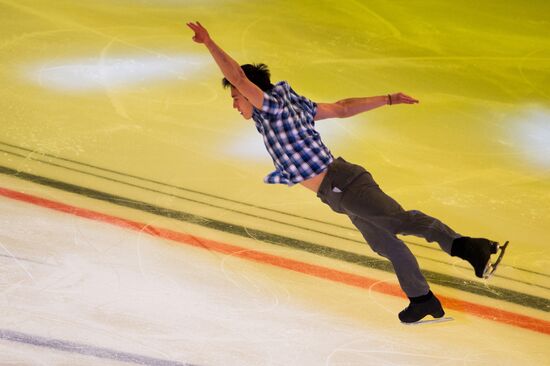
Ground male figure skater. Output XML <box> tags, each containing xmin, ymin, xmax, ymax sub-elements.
<box><xmin>186</xmin><ymin>21</ymin><xmax>508</xmax><ymax>323</ymax></box>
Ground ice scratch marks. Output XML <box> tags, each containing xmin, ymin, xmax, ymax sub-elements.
<box><xmin>518</xmin><ymin>47</ymin><xmax>550</xmax><ymax>99</ymax></box>
<box><xmin>240</xmin><ymin>16</ymin><xmax>265</xmax><ymax>62</ymax></box>
<box><xmin>325</xmin><ymin>337</ymin><xmax>468</xmax><ymax>366</ymax></box>
<box><xmin>0</xmin><ymin>28</ymin><xmax>77</xmax><ymax>52</ymax></box>
<box><xmin>0</xmin><ymin>240</ymin><xmax>34</xmax><ymax>281</ymax></box>
<box><xmin>100</xmin><ymin>38</ymin><xmax>132</xmax><ymax>120</ymax></box>
<box><xmin>348</xmin><ymin>0</ymin><xmax>402</xmax><ymax>39</ymax></box>
<box><xmin>367</xmin><ymin>278</ymin><xmax>397</xmax><ymax>317</ymax></box>
<box><xmin>219</xmin><ymin>227</ymin><xmax>291</xmax><ymax>313</ymax></box>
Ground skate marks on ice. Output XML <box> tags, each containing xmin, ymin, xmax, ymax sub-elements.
<box><xmin>1</xmin><ymin>185</ymin><xmax>549</xmax><ymax>337</ymax></box>
<box><xmin>0</xmin><ymin>164</ymin><xmax>548</xmax><ymax>314</ymax></box>
<box><xmin>0</xmin><ymin>140</ymin><xmax>545</xmax><ymax>285</ymax></box>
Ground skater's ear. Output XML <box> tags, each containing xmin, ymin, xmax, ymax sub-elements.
<box><xmin>222</xmin><ymin>63</ymin><xmax>273</xmax><ymax>110</ymax></box>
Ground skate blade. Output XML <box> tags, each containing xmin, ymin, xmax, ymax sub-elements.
<box><xmin>401</xmin><ymin>317</ymin><xmax>454</xmax><ymax>326</ymax></box>
<box><xmin>482</xmin><ymin>241</ymin><xmax>510</xmax><ymax>279</ymax></box>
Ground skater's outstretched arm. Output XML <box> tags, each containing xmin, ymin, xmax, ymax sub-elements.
<box><xmin>186</xmin><ymin>21</ymin><xmax>264</xmax><ymax>109</ymax></box>
<box><xmin>315</xmin><ymin>93</ymin><xmax>419</xmax><ymax>121</ymax></box>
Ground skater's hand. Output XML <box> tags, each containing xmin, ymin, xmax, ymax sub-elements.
<box><xmin>389</xmin><ymin>93</ymin><xmax>419</xmax><ymax>105</ymax></box>
<box><xmin>186</xmin><ymin>21</ymin><xmax>211</xmax><ymax>44</ymax></box>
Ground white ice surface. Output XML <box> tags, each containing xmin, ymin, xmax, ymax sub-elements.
<box><xmin>0</xmin><ymin>196</ymin><xmax>548</xmax><ymax>366</ymax></box>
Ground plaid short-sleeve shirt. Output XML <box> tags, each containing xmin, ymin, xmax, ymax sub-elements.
<box><xmin>252</xmin><ymin>81</ymin><xmax>334</xmax><ymax>186</ymax></box>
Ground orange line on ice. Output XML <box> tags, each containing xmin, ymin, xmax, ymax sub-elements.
<box><xmin>1</xmin><ymin>186</ymin><xmax>548</xmax><ymax>335</ymax></box>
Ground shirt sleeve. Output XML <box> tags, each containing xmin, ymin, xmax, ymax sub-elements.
<box><xmin>287</xmin><ymin>84</ymin><xmax>318</xmax><ymax>123</ymax></box>
<box><xmin>301</xmin><ymin>96</ymin><xmax>318</xmax><ymax>120</ymax></box>
<box><xmin>261</xmin><ymin>86</ymin><xmax>284</xmax><ymax>116</ymax></box>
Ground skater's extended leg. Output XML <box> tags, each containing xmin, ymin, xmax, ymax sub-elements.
<box><xmin>342</xmin><ymin>181</ymin><xmax>504</xmax><ymax>278</ymax></box>
<box><xmin>342</xmin><ymin>181</ymin><xmax>506</xmax><ymax>279</ymax></box>
<box><xmin>394</xmin><ymin>210</ymin><xmax>461</xmax><ymax>254</ymax></box>
<box><xmin>335</xmin><ymin>167</ymin><xmax>460</xmax><ymax>253</ymax></box>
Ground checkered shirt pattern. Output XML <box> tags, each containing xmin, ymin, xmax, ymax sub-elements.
<box><xmin>252</xmin><ymin>81</ymin><xmax>334</xmax><ymax>186</ymax></box>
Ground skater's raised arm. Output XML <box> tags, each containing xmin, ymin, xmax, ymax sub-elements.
<box><xmin>186</xmin><ymin>21</ymin><xmax>264</xmax><ymax>109</ymax></box>
<box><xmin>315</xmin><ymin>93</ymin><xmax>419</xmax><ymax>121</ymax></box>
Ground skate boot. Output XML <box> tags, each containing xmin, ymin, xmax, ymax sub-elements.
<box><xmin>398</xmin><ymin>291</ymin><xmax>445</xmax><ymax>324</ymax></box>
<box><xmin>451</xmin><ymin>237</ymin><xmax>509</xmax><ymax>279</ymax></box>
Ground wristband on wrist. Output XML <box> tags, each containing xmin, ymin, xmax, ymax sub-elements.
<box><xmin>387</xmin><ymin>94</ymin><xmax>392</xmax><ymax>105</ymax></box>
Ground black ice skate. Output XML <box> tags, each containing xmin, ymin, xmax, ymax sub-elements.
<box><xmin>451</xmin><ymin>237</ymin><xmax>509</xmax><ymax>279</ymax></box>
<box><xmin>399</xmin><ymin>291</ymin><xmax>450</xmax><ymax>325</ymax></box>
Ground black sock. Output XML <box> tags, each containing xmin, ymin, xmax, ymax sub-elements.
<box><xmin>409</xmin><ymin>290</ymin><xmax>434</xmax><ymax>304</ymax></box>
<box><xmin>451</xmin><ymin>236</ymin><xmax>468</xmax><ymax>257</ymax></box>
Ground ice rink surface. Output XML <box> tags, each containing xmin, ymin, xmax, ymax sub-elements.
<box><xmin>1</xmin><ymin>0</ymin><xmax>549</xmax><ymax>365</ymax></box>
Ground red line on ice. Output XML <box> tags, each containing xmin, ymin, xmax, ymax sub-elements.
<box><xmin>1</xmin><ymin>186</ymin><xmax>548</xmax><ymax>335</ymax></box>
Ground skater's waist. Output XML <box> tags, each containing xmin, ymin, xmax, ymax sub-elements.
<box><xmin>316</xmin><ymin>157</ymin><xmax>374</xmax><ymax>199</ymax></box>
<box><xmin>299</xmin><ymin>170</ymin><xmax>328</xmax><ymax>193</ymax></box>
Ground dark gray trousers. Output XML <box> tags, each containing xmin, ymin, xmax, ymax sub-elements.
<box><xmin>317</xmin><ymin>157</ymin><xmax>461</xmax><ymax>297</ymax></box>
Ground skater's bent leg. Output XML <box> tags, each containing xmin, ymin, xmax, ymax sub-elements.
<box><xmin>349</xmin><ymin>215</ymin><xmax>430</xmax><ymax>298</ymax></box>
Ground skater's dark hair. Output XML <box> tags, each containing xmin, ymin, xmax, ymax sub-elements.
<box><xmin>222</xmin><ymin>63</ymin><xmax>274</xmax><ymax>92</ymax></box>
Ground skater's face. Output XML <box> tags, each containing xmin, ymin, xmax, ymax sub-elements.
<box><xmin>231</xmin><ymin>87</ymin><xmax>253</xmax><ymax>120</ymax></box>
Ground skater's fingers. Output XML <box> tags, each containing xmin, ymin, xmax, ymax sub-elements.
<box><xmin>195</xmin><ymin>21</ymin><xmax>208</xmax><ymax>33</ymax></box>
<box><xmin>188</xmin><ymin>22</ymin><xmax>203</xmax><ymax>32</ymax></box>
<box><xmin>399</xmin><ymin>94</ymin><xmax>419</xmax><ymax>103</ymax></box>
<box><xmin>399</xmin><ymin>93</ymin><xmax>414</xmax><ymax>100</ymax></box>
